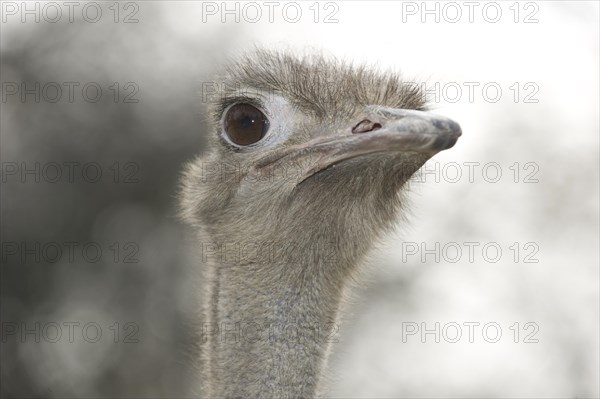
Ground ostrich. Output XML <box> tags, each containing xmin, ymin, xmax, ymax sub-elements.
<box><xmin>180</xmin><ymin>49</ymin><xmax>461</xmax><ymax>398</ymax></box>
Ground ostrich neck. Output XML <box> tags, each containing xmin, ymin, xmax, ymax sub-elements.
<box><xmin>199</xmin><ymin>235</ymin><xmax>355</xmax><ymax>398</ymax></box>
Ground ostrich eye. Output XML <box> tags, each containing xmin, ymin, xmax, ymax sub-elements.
<box><xmin>223</xmin><ymin>103</ymin><xmax>270</xmax><ymax>146</ymax></box>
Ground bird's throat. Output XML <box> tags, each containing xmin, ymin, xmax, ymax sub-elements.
<box><xmin>198</xmin><ymin>240</ymin><xmax>351</xmax><ymax>398</ymax></box>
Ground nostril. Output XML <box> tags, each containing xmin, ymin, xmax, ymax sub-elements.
<box><xmin>352</xmin><ymin>119</ymin><xmax>382</xmax><ymax>134</ymax></box>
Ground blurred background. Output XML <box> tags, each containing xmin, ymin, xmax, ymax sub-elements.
<box><xmin>0</xmin><ymin>1</ymin><xmax>598</xmax><ymax>398</ymax></box>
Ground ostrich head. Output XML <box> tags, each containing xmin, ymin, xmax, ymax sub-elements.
<box><xmin>181</xmin><ymin>49</ymin><xmax>460</xmax><ymax>270</ymax></box>
<box><xmin>179</xmin><ymin>49</ymin><xmax>461</xmax><ymax>398</ymax></box>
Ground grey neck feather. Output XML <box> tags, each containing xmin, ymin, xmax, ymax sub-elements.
<box><xmin>198</xmin><ymin>231</ymin><xmax>359</xmax><ymax>398</ymax></box>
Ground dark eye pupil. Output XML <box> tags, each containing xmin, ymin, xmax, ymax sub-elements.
<box><xmin>224</xmin><ymin>104</ymin><xmax>269</xmax><ymax>146</ymax></box>
<box><xmin>240</xmin><ymin>117</ymin><xmax>253</xmax><ymax>128</ymax></box>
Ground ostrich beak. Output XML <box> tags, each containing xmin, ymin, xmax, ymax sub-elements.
<box><xmin>256</xmin><ymin>108</ymin><xmax>461</xmax><ymax>183</ymax></box>
<box><xmin>359</xmin><ymin>108</ymin><xmax>462</xmax><ymax>152</ymax></box>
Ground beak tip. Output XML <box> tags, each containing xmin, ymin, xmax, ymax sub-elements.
<box><xmin>438</xmin><ymin>119</ymin><xmax>462</xmax><ymax>150</ymax></box>
<box><xmin>431</xmin><ymin>121</ymin><xmax>461</xmax><ymax>151</ymax></box>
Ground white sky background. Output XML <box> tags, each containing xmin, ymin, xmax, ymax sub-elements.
<box><xmin>2</xmin><ymin>1</ymin><xmax>598</xmax><ymax>397</ymax></box>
